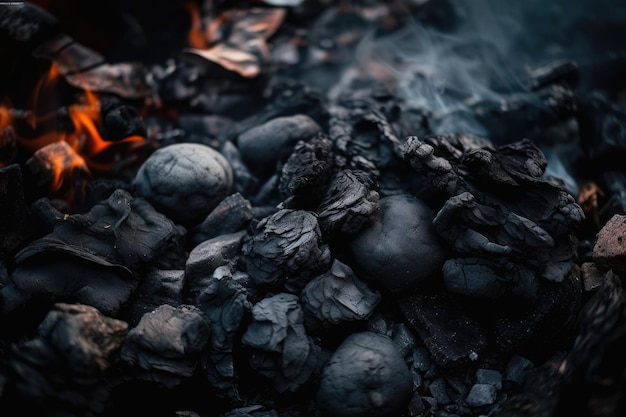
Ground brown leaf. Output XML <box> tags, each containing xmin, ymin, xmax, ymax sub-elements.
<box><xmin>182</xmin><ymin>8</ymin><xmax>286</xmax><ymax>78</ymax></box>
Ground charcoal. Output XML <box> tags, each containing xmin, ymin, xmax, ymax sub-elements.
<box><xmin>278</xmin><ymin>132</ymin><xmax>334</xmax><ymax>209</ymax></box>
<box><xmin>349</xmin><ymin>194</ymin><xmax>447</xmax><ymax>293</ymax></box>
<box><xmin>493</xmin><ymin>266</ymin><xmax>582</xmax><ymax>354</ymax></box>
<box><xmin>403</xmin><ymin>136</ymin><xmax>584</xmax><ymax>298</ymax></box>
<box><xmin>99</xmin><ymin>97</ymin><xmax>147</xmax><ymax>141</ymax></box>
<box><xmin>220</xmin><ymin>140</ymin><xmax>259</xmax><ymax>196</ymax></box>
<box><xmin>427</xmin><ymin>378</ymin><xmax>452</xmax><ymax>406</ymax></box>
<box><xmin>0</xmin><ymin>1</ymin><xmax>60</xmax><ymax>48</ymax></box>
<box><xmin>223</xmin><ymin>405</ymin><xmax>279</xmax><ymax>417</ymax></box>
<box><xmin>465</xmin><ymin>384</ymin><xmax>497</xmax><ymax>407</ymax></box>
<box><xmin>397</xmin><ymin>289</ymin><xmax>488</xmax><ymax>368</ymax></box>
<box><xmin>184</xmin><ymin>231</ymin><xmax>246</xmax><ymax>304</ymax></box>
<box><xmin>592</xmin><ymin>214</ymin><xmax>626</xmax><ymax>270</ymax></box>
<box><xmin>2</xmin><ymin>189</ymin><xmax>186</xmax><ymax>316</ymax></box>
<box><xmin>502</xmin><ymin>355</ymin><xmax>535</xmax><ymax>386</ymax></box>
<box><xmin>553</xmin><ymin>269</ymin><xmax>626</xmax><ymax>417</ymax></box>
<box><xmin>0</xmin><ymin>164</ymin><xmax>28</xmax><ymax>260</ymax></box>
<box><xmin>236</xmin><ymin>114</ymin><xmax>322</xmax><ymax>178</ymax></box>
<box><xmin>196</xmin><ymin>265</ymin><xmax>252</xmax><ymax>398</ymax></box>
<box><xmin>128</xmin><ymin>269</ymin><xmax>185</xmax><ymax>327</ymax></box>
<box><xmin>132</xmin><ymin>142</ymin><xmax>234</xmax><ymax>227</ymax></box>
<box><xmin>241</xmin><ymin>293</ymin><xmax>328</xmax><ymax>393</ymax></box>
<box><xmin>300</xmin><ymin>259</ymin><xmax>381</xmax><ymax>334</ymax></box>
<box><xmin>191</xmin><ymin>192</ymin><xmax>253</xmax><ymax>246</ymax></box>
<box><xmin>316</xmin><ymin>169</ymin><xmax>380</xmax><ymax>239</ymax></box>
<box><xmin>476</xmin><ymin>369</ymin><xmax>503</xmax><ymax>390</ymax></box>
<box><xmin>241</xmin><ymin>209</ymin><xmax>332</xmax><ymax>293</ymax></box>
<box><xmin>578</xmin><ymin>92</ymin><xmax>626</xmax><ymax>170</ymax></box>
<box><xmin>120</xmin><ymin>304</ymin><xmax>211</xmax><ymax>386</ymax></box>
<box><xmin>316</xmin><ymin>331</ymin><xmax>413</xmax><ymax>417</ymax></box>
<box><xmin>392</xmin><ymin>323</ymin><xmax>418</xmax><ymax>359</ymax></box>
<box><xmin>0</xmin><ymin>125</ymin><xmax>17</xmax><ymax>166</ymax></box>
<box><xmin>5</xmin><ymin>303</ymin><xmax>128</xmax><ymax>416</ymax></box>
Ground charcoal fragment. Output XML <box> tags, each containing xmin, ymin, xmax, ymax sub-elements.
<box><xmin>242</xmin><ymin>293</ymin><xmax>328</xmax><ymax>393</ymax></box>
<box><xmin>120</xmin><ymin>304</ymin><xmax>211</xmax><ymax>386</ymax></box>
<box><xmin>349</xmin><ymin>194</ymin><xmax>446</xmax><ymax>292</ymax></box>
<box><xmin>6</xmin><ymin>303</ymin><xmax>128</xmax><ymax>416</ymax></box>
<box><xmin>128</xmin><ymin>269</ymin><xmax>184</xmax><ymax>327</ymax></box>
<box><xmin>191</xmin><ymin>192</ymin><xmax>253</xmax><ymax>246</ymax></box>
<box><xmin>237</xmin><ymin>114</ymin><xmax>322</xmax><ymax>177</ymax></box>
<box><xmin>132</xmin><ymin>143</ymin><xmax>234</xmax><ymax>226</ymax></box>
<box><xmin>300</xmin><ymin>259</ymin><xmax>381</xmax><ymax>333</ymax></box>
<box><xmin>278</xmin><ymin>132</ymin><xmax>334</xmax><ymax>209</ymax></box>
<box><xmin>242</xmin><ymin>209</ymin><xmax>331</xmax><ymax>293</ymax></box>
<box><xmin>316</xmin><ymin>169</ymin><xmax>380</xmax><ymax>238</ymax></box>
<box><xmin>316</xmin><ymin>331</ymin><xmax>413</xmax><ymax>417</ymax></box>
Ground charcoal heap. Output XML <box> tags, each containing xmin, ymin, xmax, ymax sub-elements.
<box><xmin>1</xmin><ymin>1</ymin><xmax>626</xmax><ymax>417</ymax></box>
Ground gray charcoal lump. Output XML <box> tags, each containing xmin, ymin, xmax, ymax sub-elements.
<box><xmin>349</xmin><ymin>194</ymin><xmax>447</xmax><ymax>293</ymax></box>
<box><xmin>316</xmin><ymin>331</ymin><xmax>413</xmax><ymax>417</ymax></box>
<box><xmin>132</xmin><ymin>142</ymin><xmax>234</xmax><ymax>226</ymax></box>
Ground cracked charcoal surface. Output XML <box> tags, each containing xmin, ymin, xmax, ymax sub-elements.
<box><xmin>132</xmin><ymin>143</ymin><xmax>234</xmax><ymax>227</ymax></box>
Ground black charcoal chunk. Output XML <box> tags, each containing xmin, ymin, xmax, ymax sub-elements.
<box><xmin>300</xmin><ymin>259</ymin><xmax>381</xmax><ymax>333</ymax></box>
<box><xmin>237</xmin><ymin>114</ymin><xmax>322</xmax><ymax>177</ymax></box>
<box><xmin>6</xmin><ymin>303</ymin><xmax>128</xmax><ymax>416</ymax></box>
<box><xmin>191</xmin><ymin>192</ymin><xmax>253</xmax><ymax>246</ymax></box>
<box><xmin>316</xmin><ymin>169</ymin><xmax>380</xmax><ymax>238</ymax></box>
<box><xmin>241</xmin><ymin>209</ymin><xmax>331</xmax><ymax>293</ymax></box>
<box><xmin>397</xmin><ymin>289</ymin><xmax>487</xmax><ymax>368</ymax></box>
<box><xmin>184</xmin><ymin>231</ymin><xmax>246</xmax><ymax>304</ymax></box>
<box><xmin>220</xmin><ymin>140</ymin><xmax>259</xmax><ymax>196</ymax></box>
<box><xmin>128</xmin><ymin>269</ymin><xmax>185</xmax><ymax>327</ymax></box>
<box><xmin>1</xmin><ymin>189</ymin><xmax>186</xmax><ymax>316</ymax></box>
<box><xmin>120</xmin><ymin>304</ymin><xmax>211</xmax><ymax>386</ymax></box>
<box><xmin>100</xmin><ymin>97</ymin><xmax>147</xmax><ymax>141</ymax></box>
<box><xmin>316</xmin><ymin>331</ymin><xmax>413</xmax><ymax>417</ymax></box>
<box><xmin>349</xmin><ymin>194</ymin><xmax>446</xmax><ymax>292</ymax></box>
<box><xmin>197</xmin><ymin>266</ymin><xmax>252</xmax><ymax>397</ymax></box>
<box><xmin>241</xmin><ymin>293</ymin><xmax>328</xmax><ymax>393</ymax></box>
<box><xmin>278</xmin><ymin>132</ymin><xmax>334</xmax><ymax>209</ymax></box>
<box><xmin>132</xmin><ymin>143</ymin><xmax>234</xmax><ymax>226</ymax></box>
<box><xmin>0</xmin><ymin>164</ymin><xmax>28</xmax><ymax>260</ymax></box>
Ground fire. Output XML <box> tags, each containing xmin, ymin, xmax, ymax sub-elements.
<box><xmin>1</xmin><ymin>62</ymin><xmax>147</xmax><ymax>200</ymax></box>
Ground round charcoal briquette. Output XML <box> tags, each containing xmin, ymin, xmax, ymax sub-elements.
<box><xmin>132</xmin><ymin>143</ymin><xmax>233</xmax><ymax>226</ymax></box>
<box><xmin>317</xmin><ymin>331</ymin><xmax>413</xmax><ymax>417</ymax></box>
<box><xmin>349</xmin><ymin>194</ymin><xmax>447</xmax><ymax>292</ymax></box>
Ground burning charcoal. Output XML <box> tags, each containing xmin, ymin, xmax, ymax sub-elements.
<box><xmin>191</xmin><ymin>193</ymin><xmax>253</xmax><ymax>246</ymax></box>
<box><xmin>397</xmin><ymin>289</ymin><xmax>488</xmax><ymax>368</ymax></box>
<box><xmin>241</xmin><ymin>293</ymin><xmax>328</xmax><ymax>393</ymax></box>
<box><xmin>236</xmin><ymin>114</ymin><xmax>322</xmax><ymax>178</ymax></box>
<box><xmin>241</xmin><ymin>209</ymin><xmax>332</xmax><ymax>293</ymax></box>
<box><xmin>300</xmin><ymin>259</ymin><xmax>381</xmax><ymax>334</ymax></box>
<box><xmin>120</xmin><ymin>304</ymin><xmax>211</xmax><ymax>387</ymax></box>
<box><xmin>128</xmin><ymin>269</ymin><xmax>185</xmax><ymax>327</ymax></box>
<box><xmin>592</xmin><ymin>214</ymin><xmax>626</xmax><ymax>270</ymax></box>
<box><xmin>5</xmin><ymin>303</ymin><xmax>128</xmax><ymax>416</ymax></box>
<box><xmin>184</xmin><ymin>231</ymin><xmax>246</xmax><ymax>304</ymax></box>
<box><xmin>0</xmin><ymin>164</ymin><xmax>28</xmax><ymax>260</ymax></box>
<box><xmin>197</xmin><ymin>266</ymin><xmax>252</xmax><ymax>398</ymax></box>
<box><xmin>316</xmin><ymin>331</ymin><xmax>413</xmax><ymax>417</ymax></box>
<box><xmin>1</xmin><ymin>189</ymin><xmax>186</xmax><ymax>316</ymax></box>
<box><xmin>99</xmin><ymin>97</ymin><xmax>147</xmax><ymax>141</ymax></box>
<box><xmin>132</xmin><ymin>142</ymin><xmax>234</xmax><ymax>226</ymax></box>
<box><xmin>278</xmin><ymin>132</ymin><xmax>334</xmax><ymax>209</ymax></box>
<box><xmin>349</xmin><ymin>194</ymin><xmax>447</xmax><ymax>293</ymax></box>
<box><xmin>25</xmin><ymin>140</ymin><xmax>90</xmax><ymax>199</ymax></box>
<box><xmin>0</xmin><ymin>125</ymin><xmax>17</xmax><ymax>166</ymax></box>
<box><xmin>316</xmin><ymin>169</ymin><xmax>380</xmax><ymax>238</ymax></box>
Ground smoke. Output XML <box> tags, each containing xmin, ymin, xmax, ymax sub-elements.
<box><xmin>349</xmin><ymin>0</ymin><xmax>626</xmax><ymax>135</ymax></box>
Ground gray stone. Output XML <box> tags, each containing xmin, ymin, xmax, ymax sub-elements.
<box><xmin>475</xmin><ymin>369</ymin><xmax>502</xmax><ymax>390</ymax></box>
<box><xmin>465</xmin><ymin>383</ymin><xmax>497</xmax><ymax>407</ymax></box>
<box><xmin>593</xmin><ymin>214</ymin><xmax>626</xmax><ymax>270</ymax></box>
<box><xmin>503</xmin><ymin>355</ymin><xmax>535</xmax><ymax>385</ymax></box>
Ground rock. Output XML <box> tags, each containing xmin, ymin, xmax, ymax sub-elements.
<box><xmin>592</xmin><ymin>214</ymin><xmax>626</xmax><ymax>270</ymax></box>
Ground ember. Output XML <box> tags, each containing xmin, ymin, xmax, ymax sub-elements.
<box><xmin>1</xmin><ymin>1</ymin><xmax>626</xmax><ymax>417</ymax></box>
